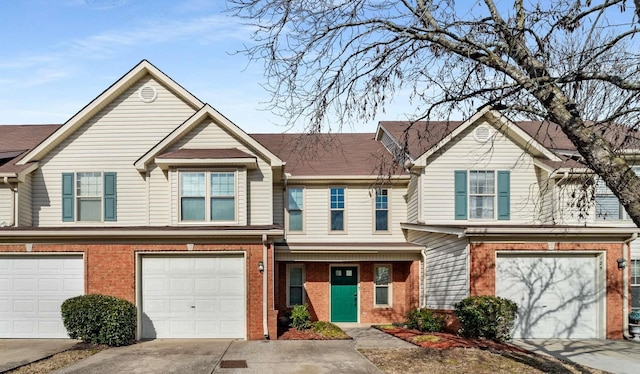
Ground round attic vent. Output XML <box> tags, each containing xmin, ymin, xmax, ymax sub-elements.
<box><xmin>139</xmin><ymin>85</ymin><xmax>157</xmax><ymax>103</ymax></box>
<box><xmin>474</xmin><ymin>125</ymin><xmax>491</xmax><ymax>142</ymax></box>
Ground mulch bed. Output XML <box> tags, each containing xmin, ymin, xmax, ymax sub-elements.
<box><xmin>278</xmin><ymin>327</ymin><xmax>352</xmax><ymax>340</ymax></box>
<box><xmin>375</xmin><ymin>326</ymin><xmax>528</xmax><ymax>352</ymax></box>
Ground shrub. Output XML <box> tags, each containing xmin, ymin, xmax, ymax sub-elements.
<box><xmin>454</xmin><ymin>296</ymin><xmax>518</xmax><ymax>343</ymax></box>
<box><xmin>61</xmin><ymin>294</ymin><xmax>137</xmax><ymax>346</ymax></box>
<box><xmin>289</xmin><ymin>304</ymin><xmax>312</xmax><ymax>330</ymax></box>
<box><xmin>629</xmin><ymin>310</ymin><xmax>640</xmax><ymax>324</ymax></box>
<box><xmin>406</xmin><ymin>308</ymin><xmax>445</xmax><ymax>332</ymax></box>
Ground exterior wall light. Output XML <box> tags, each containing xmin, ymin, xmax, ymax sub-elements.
<box><xmin>258</xmin><ymin>261</ymin><xmax>265</xmax><ymax>273</ymax></box>
<box><xmin>617</xmin><ymin>258</ymin><xmax>627</xmax><ymax>269</ymax></box>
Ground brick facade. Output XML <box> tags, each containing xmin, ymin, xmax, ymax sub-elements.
<box><xmin>469</xmin><ymin>242</ymin><xmax>626</xmax><ymax>339</ymax></box>
<box><xmin>0</xmin><ymin>242</ymin><xmax>275</xmax><ymax>340</ymax></box>
<box><xmin>275</xmin><ymin>260</ymin><xmax>419</xmax><ymax>324</ymax></box>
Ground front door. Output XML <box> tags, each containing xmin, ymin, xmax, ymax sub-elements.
<box><xmin>330</xmin><ymin>266</ymin><xmax>358</xmax><ymax>322</ymax></box>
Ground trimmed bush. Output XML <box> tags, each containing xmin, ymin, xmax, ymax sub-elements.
<box><xmin>61</xmin><ymin>294</ymin><xmax>136</xmax><ymax>346</ymax></box>
<box><xmin>454</xmin><ymin>296</ymin><xmax>518</xmax><ymax>342</ymax></box>
<box><xmin>289</xmin><ymin>304</ymin><xmax>312</xmax><ymax>330</ymax></box>
<box><xmin>406</xmin><ymin>308</ymin><xmax>445</xmax><ymax>332</ymax></box>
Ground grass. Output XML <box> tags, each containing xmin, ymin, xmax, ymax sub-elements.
<box><xmin>311</xmin><ymin>321</ymin><xmax>350</xmax><ymax>339</ymax></box>
<box><xmin>6</xmin><ymin>343</ymin><xmax>107</xmax><ymax>374</ymax></box>
<box><xmin>412</xmin><ymin>334</ymin><xmax>441</xmax><ymax>343</ymax></box>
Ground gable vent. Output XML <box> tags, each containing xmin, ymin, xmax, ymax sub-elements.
<box><xmin>474</xmin><ymin>125</ymin><xmax>491</xmax><ymax>142</ymax></box>
<box><xmin>139</xmin><ymin>85</ymin><xmax>157</xmax><ymax>103</ymax></box>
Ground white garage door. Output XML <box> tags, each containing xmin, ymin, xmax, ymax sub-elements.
<box><xmin>496</xmin><ymin>254</ymin><xmax>602</xmax><ymax>339</ymax></box>
<box><xmin>0</xmin><ymin>255</ymin><xmax>84</xmax><ymax>338</ymax></box>
<box><xmin>141</xmin><ymin>255</ymin><xmax>246</xmax><ymax>339</ymax></box>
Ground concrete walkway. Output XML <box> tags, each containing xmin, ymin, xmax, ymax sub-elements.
<box><xmin>0</xmin><ymin>339</ymin><xmax>79</xmax><ymax>372</ymax></box>
<box><xmin>510</xmin><ymin>339</ymin><xmax>640</xmax><ymax>374</ymax></box>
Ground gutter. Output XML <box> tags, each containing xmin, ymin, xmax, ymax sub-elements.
<box><xmin>623</xmin><ymin>233</ymin><xmax>637</xmax><ymax>340</ymax></box>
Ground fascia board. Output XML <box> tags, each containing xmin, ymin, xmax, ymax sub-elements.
<box><xmin>155</xmin><ymin>157</ymin><xmax>258</xmax><ymax>170</ymax></box>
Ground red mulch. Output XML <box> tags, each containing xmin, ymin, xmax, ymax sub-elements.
<box><xmin>278</xmin><ymin>327</ymin><xmax>337</xmax><ymax>340</ymax></box>
<box><xmin>376</xmin><ymin>326</ymin><xmax>528</xmax><ymax>353</ymax></box>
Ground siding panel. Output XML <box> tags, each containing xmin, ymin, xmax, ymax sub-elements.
<box><xmin>18</xmin><ymin>174</ymin><xmax>32</xmax><ymax>226</ymax></box>
<box><xmin>0</xmin><ymin>186</ymin><xmax>12</xmax><ymax>225</ymax></box>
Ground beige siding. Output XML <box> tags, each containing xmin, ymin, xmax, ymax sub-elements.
<box><xmin>631</xmin><ymin>240</ymin><xmax>640</xmax><ymax>259</ymax></box>
<box><xmin>18</xmin><ymin>174</ymin><xmax>32</xmax><ymax>226</ymax></box>
<box><xmin>408</xmin><ymin>230</ymin><xmax>468</xmax><ymax>309</ymax></box>
<box><xmin>422</xmin><ymin>120</ymin><xmax>540</xmax><ymax>224</ymax></box>
<box><xmin>554</xmin><ymin>180</ymin><xmax>597</xmax><ymax>225</ymax></box>
<box><xmin>273</xmin><ymin>184</ymin><xmax>284</xmax><ymax>226</ymax></box>
<box><xmin>406</xmin><ymin>174</ymin><xmax>419</xmax><ymax>223</ymax></box>
<box><xmin>535</xmin><ymin>168</ymin><xmax>554</xmax><ymax>225</ymax></box>
<box><xmin>32</xmin><ymin>75</ymin><xmax>196</xmax><ymax>226</ymax></box>
<box><xmin>166</xmin><ymin>118</ymin><xmax>272</xmax><ymax>225</ymax></box>
<box><xmin>285</xmin><ymin>184</ymin><xmax>406</xmax><ymax>242</ymax></box>
<box><xmin>0</xmin><ymin>186</ymin><xmax>12</xmax><ymax>225</ymax></box>
<box><xmin>148</xmin><ymin>165</ymin><xmax>170</xmax><ymax>226</ymax></box>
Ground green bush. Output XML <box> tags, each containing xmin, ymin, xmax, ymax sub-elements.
<box><xmin>290</xmin><ymin>304</ymin><xmax>312</xmax><ymax>330</ymax></box>
<box><xmin>454</xmin><ymin>296</ymin><xmax>518</xmax><ymax>342</ymax></box>
<box><xmin>405</xmin><ymin>308</ymin><xmax>445</xmax><ymax>332</ymax></box>
<box><xmin>61</xmin><ymin>294</ymin><xmax>137</xmax><ymax>346</ymax></box>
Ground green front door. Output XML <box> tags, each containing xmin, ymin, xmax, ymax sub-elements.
<box><xmin>330</xmin><ymin>266</ymin><xmax>358</xmax><ymax>322</ymax></box>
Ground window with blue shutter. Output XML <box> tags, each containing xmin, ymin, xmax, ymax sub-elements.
<box><xmin>62</xmin><ymin>173</ymin><xmax>74</xmax><ymax>222</ymax></box>
<box><xmin>454</xmin><ymin>170</ymin><xmax>468</xmax><ymax>220</ymax></box>
<box><xmin>62</xmin><ymin>172</ymin><xmax>117</xmax><ymax>222</ymax></box>
<box><xmin>497</xmin><ymin>171</ymin><xmax>510</xmax><ymax>220</ymax></box>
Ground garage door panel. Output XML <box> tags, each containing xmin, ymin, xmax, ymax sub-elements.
<box><xmin>496</xmin><ymin>254</ymin><xmax>600</xmax><ymax>339</ymax></box>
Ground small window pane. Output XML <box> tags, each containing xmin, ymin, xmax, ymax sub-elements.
<box><xmin>376</xmin><ymin>210</ymin><xmax>388</xmax><ymax>231</ymax></box>
<box><xmin>211</xmin><ymin>172</ymin><xmax>235</xmax><ymax>196</ymax></box>
<box><xmin>290</xmin><ymin>286</ymin><xmax>303</xmax><ymax>306</ymax></box>
<box><xmin>77</xmin><ymin>199</ymin><xmax>101</xmax><ymax>221</ymax></box>
<box><xmin>375</xmin><ymin>287</ymin><xmax>389</xmax><ymax>305</ymax></box>
<box><xmin>289</xmin><ymin>211</ymin><xmax>303</xmax><ymax>231</ymax></box>
<box><xmin>331</xmin><ymin>210</ymin><xmax>344</xmax><ymax>231</ymax></box>
<box><xmin>596</xmin><ymin>195</ymin><xmax>621</xmax><ymax>220</ymax></box>
<box><xmin>77</xmin><ymin>172</ymin><xmax>102</xmax><ymax>196</ymax></box>
<box><xmin>288</xmin><ymin>188</ymin><xmax>303</xmax><ymax>210</ymax></box>
<box><xmin>375</xmin><ymin>266</ymin><xmax>390</xmax><ymax>285</ymax></box>
<box><xmin>470</xmin><ymin>196</ymin><xmax>494</xmax><ymax>219</ymax></box>
<box><xmin>633</xmin><ymin>286</ymin><xmax>640</xmax><ymax>309</ymax></box>
<box><xmin>330</xmin><ymin>188</ymin><xmax>344</xmax><ymax>209</ymax></box>
<box><xmin>211</xmin><ymin>198</ymin><xmax>235</xmax><ymax>221</ymax></box>
<box><xmin>182</xmin><ymin>197</ymin><xmax>205</xmax><ymax>221</ymax></box>
<box><xmin>290</xmin><ymin>267</ymin><xmax>303</xmax><ymax>285</ymax></box>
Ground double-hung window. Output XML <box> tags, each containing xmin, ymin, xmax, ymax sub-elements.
<box><xmin>62</xmin><ymin>172</ymin><xmax>117</xmax><ymax>222</ymax></box>
<box><xmin>454</xmin><ymin>170</ymin><xmax>510</xmax><ymax>220</ymax></box>
<box><xmin>180</xmin><ymin>171</ymin><xmax>236</xmax><ymax>222</ymax></box>
<box><xmin>330</xmin><ymin>187</ymin><xmax>345</xmax><ymax>231</ymax></box>
<box><xmin>288</xmin><ymin>187</ymin><xmax>304</xmax><ymax>231</ymax></box>
<box><xmin>632</xmin><ymin>260</ymin><xmax>640</xmax><ymax>311</ymax></box>
<box><xmin>287</xmin><ymin>264</ymin><xmax>305</xmax><ymax>307</ymax></box>
<box><xmin>375</xmin><ymin>188</ymin><xmax>389</xmax><ymax>231</ymax></box>
<box><xmin>469</xmin><ymin>171</ymin><xmax>495</xmax><ymax>219</ymax></box>
<box><xmin>374</xmin><ymin>265</ymin><xmax>391</xmax><ymax>306</ymax></box>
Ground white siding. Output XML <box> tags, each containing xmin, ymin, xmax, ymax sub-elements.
<box><xmin>0</xmin><ymin>186</ymin><xmax>12</xmax><ymax>225</ymax></box>
<box><xmin>554</xmin><ymin>179</ymin><xmax>600</xmax><ymax>226</ymax></box>
<box><xmin>285</xmin><ymin>184</ymin><xmax>407</xmax><ymax>242</ymax></box>
<box><xmin>148</xmin><ymin>165</ymin><xmax>170</xmax><ymax>226</ymax></box>
<box><xmin>406</xmin><ymin>174</ymin><xmax>419</xmax><ymax>223</ymax></box>
<box><xmin>273</xmin><ymin>184</ymin><xmax>284</xmax><ymax>226</ymax></box>
<box><xmin>408</xmin><ymin>230</ymin><xmax>468</xmax><ymax>309</ymax></box>
<box><xmin>166</xmin><ymin>118</ymin><xmax>272</xmax><ymax>225</ymax></box>
<box><xmin>421</xmin><ymin>120</ymin><xmax>540</xmax><ymax>224</ymax></box>
<box><xmin>31</xmin><ymin>75</ymin><xmax>196</xmax><ymax>226</ymax></box>
<box><xmin>535</xmin><ymin>168</ymin><xmax>554</xmax><ymax>225</ymax></box>
<box><xmin>631</xmin><ymin>240</ymin><xmax>640</xmax><ymax>259</ymax></box>
<box><xmin>18</xmin><ymin>174</ymin><xmax>32</xmax><ymax>226</ymax></box>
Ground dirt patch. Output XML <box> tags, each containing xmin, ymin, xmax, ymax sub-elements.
<box><xmin>279</xmin><ymin>326</ymin><xmax>351</xmax><ymax>340</ymax></box>
<box><xmin>360</xmin><ymin>348</ymin><xmax>609</xmax><ymax>374</ymax></box>
<box><xmin>6</xmin><ymin>343</ymin><xmax>108</xmax><ymax>374</ymax></box>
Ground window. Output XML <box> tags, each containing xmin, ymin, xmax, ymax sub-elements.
<box><xmin>288</xmin><ymin>187</ymin><xmax>304</xmax><ymax>231</ymax></box>
<box><xmin>180</xmin><ymin>171</ymin><xmax>236</xmax><ymax>222</ymax></box>
<box><xmin>287</xmin><ymin>264</ymin><xmax>304</xmax><ymax>307</ymax></box>
<box><xmin>632</xmin><ymin>260</ymin><xmax>640</xmax><ymax>311</ymax></box>
<box><xmin>375</xmin><ymin>188</ymin><xmax>389</xmax><ymax>231</ymax></box>
<box><xmin>595</xmin><ymin>167</ymin><xmax>640</xmax><ymax>220</ymax></box>
<box><xmin>469</xmin><ymin>170</ymin><xmax>495</xmax><ymax>219</ymax></box>
<box><xmin>454</xmin><ymin>170</ymin><xmax>509</xmax><ymax>220</ymax></box>
<box><xmin>62</xmin><ymin>172</ymin><xmax>117</xmax><ymax>222</ymax></box>
<box><xmin>374</xmin><ymin>265</ymin><xmax>391</xmax><ymax>306</ymax></box>
<box><xmin>330</xmin><ymin>187</ymin><xmax>345</xmax><ymax>231</ymax></box>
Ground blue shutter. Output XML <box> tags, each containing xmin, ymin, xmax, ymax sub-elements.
<box><xmin>104</xmin><ymin>172</ymin><xmax>117</xmax><ymax>221</ymax></box>
<box><xmin>62</xmin><ymin>173</ymin><xmax>74</xmax><ymax>222</ymax></box>
<box><xmin>454</xmin><ymin>170</ymin><xmax>467</xmax><ymax>220</ymax></box>
<box><xmin>497</xmin><ymin>170</ymin><xmax>510</xmax><ymax>220</ymax></box>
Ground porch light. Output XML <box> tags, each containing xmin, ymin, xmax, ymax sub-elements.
<box><xmin>258</xmin><ymin>261</ymin><xmax>265</xmax><ymax>273</ymax></box>
<box><xmin>617</xmin><ymin>258</ymin><xmax>627</xmax><ymax>269</ymax></box>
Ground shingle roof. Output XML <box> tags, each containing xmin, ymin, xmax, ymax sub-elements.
<box><xmin>251</xmin><ymin>133</ymin><xmax>405</xmax><ymax>176</ymax></box>
<box><xmin>0</xmin><ymin>124</ymin><xmax>61</xmax><ymax>174</ymax></box>
<box><xmin>379</xmin><ymin>121</ymin><xmax>464</xmax><ymax>159</ymax></box>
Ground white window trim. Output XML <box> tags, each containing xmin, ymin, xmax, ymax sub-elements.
<box><xmin>373</xmin><ymin>188</ymin><xmax>391</xmax><ymax>234</ymax></box>
<box><xmin>373</xmin><ymin>264</ymin><xmax>392</xmax><ymax>308</ymax></box>
<box><xmin>286</xmin><ymin>264</ymin><xmax>305</xmax><ymax>307</ymax></box>
<box><xmin>468</xmin><ymin>170</ymin><xmax>496</xmax><ymax>220</ymax></box>
<box><xmin>76</xmin><ymin>171</ymin><xmax>104</xmax><ymax>223</ymax></box>
<box><xmin>329</xmin><ymin>186</ymin><xmax>347</xmax><ymax>234</ymax></box>
<box><xmin>178</xmin><ymin>169</ymin><xmax>239</xmax><ymax>224</ymax></box>
<box><xmin>286</xmin><ymin>186</ymin><xmax>305</xmax><ymax>234</ymax></box>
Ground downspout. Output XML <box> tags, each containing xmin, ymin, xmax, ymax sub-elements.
<box><xmin>283</xmin><ymin>173</ymin><xmax>290</xmax><ymax>240</ymax></box>
<box><xmin>420</xmin><ymin>249</ymin><xmax>427</xmax><ymax>307</ymax></box>
<box><xmin>623</xmin><ymin>233</ymin><xmax>637</xmax><ymax>339</ymax></box>
<box><xmin>262</xmin><ymin>234</ymin><xmax>269</xmax><ymax>339</ymax></box>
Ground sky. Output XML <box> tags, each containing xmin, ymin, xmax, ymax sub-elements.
<box><xmin>0</xmin><ymin>0</ymin><xmax>416</xmax><ymax>133</ymax></box>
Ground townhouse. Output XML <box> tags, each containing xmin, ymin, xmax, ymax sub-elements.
<box><xmin>0</xmin><ymin>60</ymin><xmax>637</xmax><ymax>340</ymax></box>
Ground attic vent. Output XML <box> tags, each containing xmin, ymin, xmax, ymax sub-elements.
<box><xmin>139</xmin><ymin>85</ymin><xmax>157</xmax><ymax>103</ymax></box>
<box><xmin>474</xmin><ymin>125</ymin><xmax>491</xmax><ymax>142</ymax></box>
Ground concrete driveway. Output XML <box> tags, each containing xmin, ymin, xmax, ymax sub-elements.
<box><xmin>52</xmin><ymin>339</ymin><xmax>382</xmax><ymax>374</ymax></box>
<box><xmin>0</xmin><ymin>339</ymin><xmax>78</xmax><ymax>372</ymax></box>
<box><xmin>510</xmin><ymin>339</ymin><xmax>640</xmax><ymax>374</ymax></box>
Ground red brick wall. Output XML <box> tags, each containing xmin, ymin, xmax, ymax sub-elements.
<box><xmin>0</xmin><ymin>242</ymin><xmax>273</xmax><ymax>340</ymax></box>
<box><xmin>469</xmin><ymin>242</ymin><xmax>626</xmax><ymax>339</ymax></box>
<box><xmin>275</xmin><ymin>260</ymin><xmax>419</xmax><ymax>324</ymax></box>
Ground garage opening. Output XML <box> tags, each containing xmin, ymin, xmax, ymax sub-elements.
<box><xmin>139</xmin><ymin>254</ymin><xmax>246</xmax><ymax>339</ymax></box>
<box><xmin>495</xmin><ymin>253</ymin><xmax>604</xmax><ymax>339</ymax></box>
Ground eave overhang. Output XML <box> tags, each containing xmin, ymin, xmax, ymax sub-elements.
<box><xmin>274</xmin><ymin>241</ymin><xmax>422</xmax><ymax>254</ymax></box>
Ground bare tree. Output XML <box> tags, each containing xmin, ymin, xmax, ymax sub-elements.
<box><xmin>229</xmin><ymin>0</ymin><xmax>640</xmax><ymax>226</ymax></box>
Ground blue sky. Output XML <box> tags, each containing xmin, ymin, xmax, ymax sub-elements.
<box><xmin>0</xmin><ymin>0</ymin><xmax>415</xmax><ymax>133</ymax></box>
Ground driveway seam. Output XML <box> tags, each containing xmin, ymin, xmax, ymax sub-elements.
<box><xmin>209</xmin><ymin>339</ymin><xmax>234</xmax><ymax>373</ymax></box>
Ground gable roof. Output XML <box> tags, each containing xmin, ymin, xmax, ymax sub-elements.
<box><xmin>251</xmin><ymin>133</ymin><xmax>406</xmax><ymax>178</ymax></box>
<box><xmin>0</xmin><ymin>124</ymin><xmax>61</xmax><ymax>178</ymax></box>
<box><xmin>17</xmin><ymin>60</ymin><xmax>204</xmax><ymax>165</ymax></box>
<box><xmin>135</xmin><ymin>104</ymin><xmax>283</xmax><ymax>170</ymax></box>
